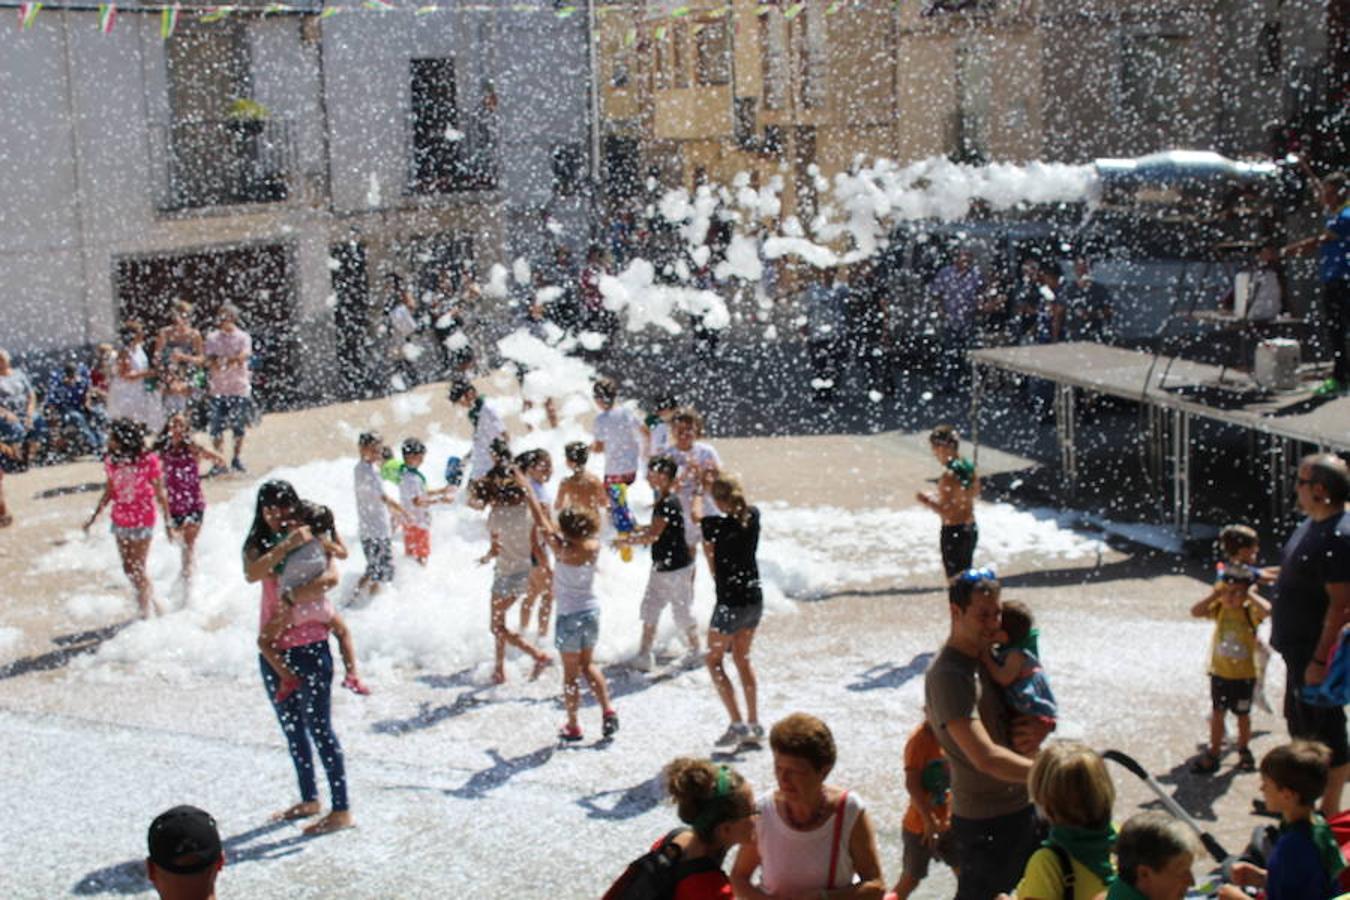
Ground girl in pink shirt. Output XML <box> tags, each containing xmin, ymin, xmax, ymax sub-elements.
<box><xmin>155</xmin><ymin>412</ymin><xmax>225</xmax><ymax>585</ymax></box>
<box><xmin>84</xmin><ymin>418</ymin><xmax>169</xmax><ymax>618</ymax></box>
<box><xmin>84</xmin><ymin>418</ymin><xmax>170</xmax><ymax>620</ymax></box>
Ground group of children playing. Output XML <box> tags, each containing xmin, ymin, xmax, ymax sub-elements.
<box><xmin>332</xmin><ymin>375</ymin><xmax>762</xmax><ymax>747</ymax></box>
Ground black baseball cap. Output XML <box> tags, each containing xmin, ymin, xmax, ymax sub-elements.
<box><xmin>147</xmin><ymin>805</ymin><xmax>222</xmax><ymax>875</ymax></box>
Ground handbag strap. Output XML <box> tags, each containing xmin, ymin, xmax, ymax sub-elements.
<box><xmin>825</xmin><ymin>790</ymin><xmax>849</xmax><ymax>889</ymax></box>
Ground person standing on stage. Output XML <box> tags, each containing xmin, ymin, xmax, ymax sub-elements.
<box><xmin>1283</xmin><ymin>171</ymin><xmax>1349</xmax><ymax>396</ymax></box>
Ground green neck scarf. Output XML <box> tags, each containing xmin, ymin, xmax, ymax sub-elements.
<box><xmin>946</xmin><ymin>456</ymin><xmax>976</xmax><ymax>489</ymax></box>
<box><xmin>1104</xmin><ymin>880</ymin><xmax>1147</xmax><ymax>900</ymax></box>
<box><xmin>1297</xmin><ymin>814</ymin><xmax>1348</xmax><ymax>881</ymax></box>
<box><xmin>402</xmin><ymin>463</ymin><xmax>426</xmax><ymax>485</ymax></box>
<box><xmin>1046</xmin><ymin>823</ymin><xmax>1117</xmax><ymax>885</ymax></box>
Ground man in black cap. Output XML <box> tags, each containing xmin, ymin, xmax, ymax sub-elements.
<box><xmin>146</xmin><ymin>805</ymin><xmax>223</xmax><ymax>899</ymax></box>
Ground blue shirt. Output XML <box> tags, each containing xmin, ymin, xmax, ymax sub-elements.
<box><xmin>1321</xmin><ymin>203</ymin><xmax>1350</xmax><ymax>284</ymax></box>
<box><xmin>1266</xmin><ymin>820</ymin><xmax>1336</xmax><ymax>900</ymax></box>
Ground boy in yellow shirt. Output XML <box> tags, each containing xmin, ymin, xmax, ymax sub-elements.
<box><xmin>1189</xmin><ymin>525</ymin><xmax>1272</xmax><ymax>774</ymax></box>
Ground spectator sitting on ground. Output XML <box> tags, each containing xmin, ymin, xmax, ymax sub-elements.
<box><xmin>0</xmin><ymin>348</ymin><xmax>47</xmax><ymax>467</ymax></box>
<box><xmin>1220</xmin><ymin>739</ymin><xmax>1348</xmax><ymax>899</ymax></box>
<box><xmin>145</xmin><ymin>805</ymin><xmax>223</xmax><ymax>900</ymax></box>
<box><xmin>1106</xmin><ymin>812</ymin><xmax>1197</xmax><ymax>900</ymax></box>
<box><xmin>45</xmin><ymin>362</ymin><xmax>104</xmax><ymax>456</ymax></box>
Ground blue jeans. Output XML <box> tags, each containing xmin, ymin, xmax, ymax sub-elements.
<box><xmin>259</xmin><ymin>642</ymin><xmax>348</xmax><ymax>811</ymax></box>
<box><xmin>0</xmin><ymin>413</ymin><xmax>46</xmax><ymax>446</ymax></box>
<box><xmin>57</xmin><ymin>409</ymin><xmax>102</xmax><ymax>451</ymax></box>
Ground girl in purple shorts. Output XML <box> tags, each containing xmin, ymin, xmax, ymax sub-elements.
<box><xmin>156</xmin><ymin>413</ymin><xmax>225</xmax><ymax>584</ymax></box>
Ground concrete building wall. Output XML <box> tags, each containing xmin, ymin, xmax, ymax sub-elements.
<box><xmin>0</xmin><ymin>5</ymin><xmax>594</xmax><ymax>398</ymax></box>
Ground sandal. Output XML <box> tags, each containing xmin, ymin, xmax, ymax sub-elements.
<box><xmin>558</xmin><ymin>724</ymin><xmax>584</xmax><ymax>743</ymax></box>
<box><xmin>1237</xmin><ymin>747</ymin><xmax>1256</xmax><ymax>772</ymax></box>
<box><xmin>342</xmin><ymin>673</ymin><xmax>371</xmax><ymax>696</ymax></box>
<box><xmin>1190</xmin><ymin>750</ymin><xmax>1220</xmax><ymax>775</ymax></box>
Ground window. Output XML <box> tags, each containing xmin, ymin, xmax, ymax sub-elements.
<box><xmin>409</xmin><ymin>58</ymin><xmax>497</xmax><ymax>194</ymax></box>
<box><xmin>696</xmin><ymin>20</ymin><xmax>732</xmax><ymax>86</ymax></box>
<box><xmin>734</xmin><ymin>96</ymin><xmax>759</xmax><ymax>149</ymax></box>
<box><xmin>795</xmin><ymin>7</ymin><xmax>826</xmax><ymax>109</ymax></box>
<box><xmin>673</xmin><ymin>22</ymin><xmax>689</xmax><ymax>88</ymax></box>
<box><xmin>763</xmin><ymin>124</ymin><xmax>785</xmax><ymax>156</ymax></box>
<box><xmin>760</xmin><ymin>12</ymin><xmax>785</xmax><ymax>110</ymax></box>
<box><xmin>612</xmin><ymin>60</ymin><xmax>631</xmax><ymax>88</ymax></box>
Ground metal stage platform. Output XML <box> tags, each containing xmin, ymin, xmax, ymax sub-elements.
<box><xmin>968</xmin><ymin>342</ymin><xmax>1350</xmax><ymax>537</ymax></box>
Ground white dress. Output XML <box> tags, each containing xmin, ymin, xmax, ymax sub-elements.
<box><xmin>106</xmin><ymin>344</ymin><xmax>163</xmax><ymax>432</ymax></box>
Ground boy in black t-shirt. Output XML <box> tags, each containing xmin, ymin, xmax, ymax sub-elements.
<box><xmin>613</xmin><ymin>455</ymin><xmax>699</xmax><ymax>671</ymax></box>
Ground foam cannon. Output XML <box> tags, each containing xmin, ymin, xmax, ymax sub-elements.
<box><xmin>1089</xmin><ymin>150</ymin><xmax>1291</xmax><ymax>220</ymax></box>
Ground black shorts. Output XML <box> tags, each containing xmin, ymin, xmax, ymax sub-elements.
<box><xmin>940</xmin><ymin>524</ymin><xmax>978</xmax><ymax>578</ymax></box>
<box><xmin>710</xmin><ymin>602</ymin><xmax>762</xmax><ymax>635</ymax></box>
<box><xmin>1285</xmin><ymin>660</ymin><xmax>1350</xmax><ymax>767</ymax></box>
<box><xmin>360</xmin><ymin>538</ymin><xmax>395</xmax><ymax>583</ymax></box>
<box><xmin>1210</xmin><ymin>675</ymin><xmax>1255</xmax><ymax>715</ymax></box>
<box><xmin>170</xmin><ymin>510</ymin><xmax>204</xmax><ymax>529</ymax></box>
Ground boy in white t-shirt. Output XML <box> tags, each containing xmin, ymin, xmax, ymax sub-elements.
<box><xmin>644</xmin><ymin>393</ymin><xmax>678</xmax><ymax>458</ymax></box>
<box><xmin>590</xmin><ymin>377</ymin><xmax>644</xmax><ymax>488</ymax></box>
<box><xmin>355</xmin><ymin>432</ymin><xmax>406</xmax><ymax>597</ymax></box>
<box><xmin>666</xmin><ymin>406</ymin><xmax>721</xmax><ymax>568</ymax></box>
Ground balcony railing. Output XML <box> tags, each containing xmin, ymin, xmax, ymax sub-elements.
<box><xmin>149</xmin><ymin>119</ymin><xmax>293</xmax><ymax>213</ymax></box>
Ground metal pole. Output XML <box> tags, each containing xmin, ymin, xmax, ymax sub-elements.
<box><xmin>1171</xmin><ymin>409</ymin><xmax>1191</xmax><ymax>538</ymax></box>
<box><xmin>1056</xmin><ymin>383</ymin><xmax>1076</xmax><ymax>493</ymax></box>
<box><xmin>969</xmin><ymin>358</ymin><xmax>982</xmax><ymax>470</ymax></box>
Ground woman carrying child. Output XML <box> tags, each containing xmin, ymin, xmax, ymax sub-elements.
<box><xmin>1009</xmin><ymin>741</ymin><xmax>1118</xmax><ymax>900</ymax></box>
<box><xmin>155</xmin><ymin>412</ymin><xmax>225</xmax><ymax>585</ymax></box>
<box><xmin>84</xmin><ymin>418</ymin><xmax>171</xmax><ymax>619</ymax></box>
<box><xmin>694</xmin><ymin>474</ymin><xmax>765</xmax><ymax>752</ymax></box>
<box><xmin>517</xmin><ymin>448</ymin><xmax>555</xmax><ymax>638</ymax></box>
<box><xmin>517</xmin><ymin>468</ymin><xmax>618</xmax><ymax>742</ymax></box>
<box><xmin>242</xmin><ymin>482</ymin><xmax>357</xmax><ymax>836</ymax></box>
<box><xmin>469</xmin><ymin>440</ymin><xmax>552</xmax><ymax>684</ymax></box>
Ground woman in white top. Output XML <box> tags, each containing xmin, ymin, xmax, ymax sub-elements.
<box><xmin>106</xmin><ymin>320</ymin><xmax>163</xmax><ymax>433</ymax></box>
<box><xmin>730</xmin><ymin>712</ymin><xmax>885</xmax><ymax>900</ymax></box>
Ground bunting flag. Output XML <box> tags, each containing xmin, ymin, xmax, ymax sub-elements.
<box><xmin>5</xmin><ymin>0</ymin><xmax>865</xmax><ymax>41</ymax></box>
<box><xmin>18</xmin><ymin>2</ymin><xmax>42</xmax><ymax>29</ymax></box>
<box><xmin>160</xmin><ymin>2</ymin><xmax>178</xmax><ymax>37</ymax></box>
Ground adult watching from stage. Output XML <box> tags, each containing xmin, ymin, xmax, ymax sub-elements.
<box><xmin>145</xmin><ymin>805</ymin><xmax>224</xmax><ymax>900</ymax></box>
<box><xmin>925</xmin><ymin>569</ymin><xmax>1050</xmax><ymax>899</ymax></box>
<box><xmin>1270</xmin><ymin>452</ymin><xmax>1350</xmax><ymax>815</ymax></box>
<box><xmin>1061</xmin><ymin>256</ymin><xmax>1114</xmax><ymax>343</ymax></box>
<box><xmin>1282</xmin><ymin>171</ymin><xmax>1349</xmax><ymax>397</ymax></box>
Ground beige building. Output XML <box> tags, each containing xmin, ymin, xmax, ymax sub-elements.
<box><xmin>596</xmin><ymin>0</ymin><xmax>1342</xmax><ymax>220</ymax></box>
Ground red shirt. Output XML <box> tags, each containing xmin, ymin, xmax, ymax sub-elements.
<box><xmin>106</xmin><ymin>453</ymin><xmax>161</xmax><ymax>528</ymax></box>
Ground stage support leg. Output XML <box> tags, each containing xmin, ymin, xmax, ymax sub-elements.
<box><xmin>1171</xmin><ymin>409</ymin><xmax>1191</xmax><ymax>538</ymax></box>
<box><xmin>970</xmin><ymin>359</ymin><xmax>982</xmax><ymax>470</ymax></box>
<box><xmin>1267</xmin><ymin>435</ymin><xmax>1293</xmax><ymax>526</ymax></box>
<box><xmin>1055</xmin><ymin>383</ymin><xmax>1077</xmax><ymax>495</ymax></box>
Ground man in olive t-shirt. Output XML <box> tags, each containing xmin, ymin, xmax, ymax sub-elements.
<box><xmin>925</xmin><ymin>571</ymin><xmax>1046</xmax><ymax>900</ymax></box>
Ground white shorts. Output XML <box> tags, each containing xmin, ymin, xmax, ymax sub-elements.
<box><xmin>639</xmin><ymin>565</ymin><xmax>696</xmax><ymax>631</ymax></box>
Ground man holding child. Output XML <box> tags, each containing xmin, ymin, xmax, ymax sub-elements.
<box><xmin>924</xmin><ymin>570</ymin><xmax>1051</xmax><ymax>899</ymax></box>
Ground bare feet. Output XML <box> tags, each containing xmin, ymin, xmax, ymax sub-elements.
<box><xmin>303</xmin><ymin>810</ymin><xmax>355</xmax><ymax>835</ymax></box>
<box><xmin>0</xmin><ymin>513</ymin><xmax>11</xmax><ymax>528</ymax></box>
<box><xmin>271</xmin><ymin>800</ymin><xmax>321</xmax><ymax>822</ymax></box>
<box><xmin>492</xmin><ymin>668</ymin><xmax>507</xmax><ymax>685</ymax></box>
<box><xmin>530</xmin><ymin>655</ymin><xmax>554</xmax><ymax>681</ymax></box>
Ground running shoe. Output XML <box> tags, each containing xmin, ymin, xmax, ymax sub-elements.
<box><xmin>739</xmin><ymin>723</ymin><xmax>765</xmax><ymax>750</ymax></box>
<box><xmin>603</xmin><ymin>710</ymin><xmax>620</xmax><ymax>738</ymax></box>
<box><xmin>714</xmin><ymin>722</ymin><xmax>747</xmax><ymax>752</ymax></box>
<box><xmin>629</xmin><ymin>650</ymin><xmax>654</xmax><ymax>672</ymax></box>
<box><xmin>231</xmin><ymin>458</ymin><xmax>248</xmax><ymax>473</ymax></box>
<box><xmin>206</xmin><ymin>464</ymin><xmax>228</xmax><ymax>478</ymax></box>
<box><xmin>1312</xmin><ymin>377</ymin><xmax>1343</xmax><ymax>397</ymax></box>
<box><xmin>558</xmin><ymin>724</ymin><xmax>584</xmax><ymax>742</ymax></box>
<box><xmin>680</xmin><ymin>648</ymin><xmax>705</xmax><ymax>669</ymax></box>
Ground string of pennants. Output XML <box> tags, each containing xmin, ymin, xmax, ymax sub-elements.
<box><xmin>14</xmin><ymin>0</ymin><xmax>878</xmax><ymax>40</ymax></box>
